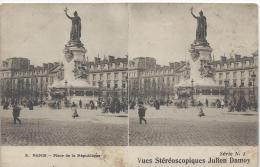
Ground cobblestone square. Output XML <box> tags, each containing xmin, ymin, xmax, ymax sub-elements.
<box><xmin>129</xmin><ymin>106</ymin><xmax>258</xmax><ymax>146</ymax></box>
<box><xmin>1</xmin><ymin>107</ymin><xmax>128</xmax><ymax>146</ymax></box>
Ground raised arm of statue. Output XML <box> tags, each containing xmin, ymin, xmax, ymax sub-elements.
<box><xmin>64</xmin><ymin>8</ymin><xmax>72</xmax><ymax>19</ymax></box>
<box><xmin>190</xmin><ymin>8</ymin><xmax>198</xmax><ymax>19</ymax></box>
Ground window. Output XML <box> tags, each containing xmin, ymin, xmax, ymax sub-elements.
<box><xmin>93</xmin><ymin>81</ymin><xmax>96</xmax><ymax>86</ymax></box>
<box><xmin>236</xmin><ymin>62</ymin><xmax>240</xmax><ymax>67</ymax></box>
<box><xmin>114</xmin><ymin>81</ymin><xmax>118</xmax><ymax>88</ymax></box>
<box><xmin>114</xmin><ymin>73</ymin><xmax>118</xmax><ymax>79</ymax></box>
<box><xmin>122</xmin><ymin>82</ymin><xmax>126</xmax><ymax>88</ymax></box>
<box><xmin>233</xmin><ymin>72</ymin><xmax>237</xmax><ymax>79</ymax></box>
<box><xmin>219</xmin><ymin>73</ymin><xmax>223</xmax><ymax>80</ymax></box>
<box><xmin>98</xmin><ymin>81</ymin><xmax>103</xmax><ymax>87</ymax></box>
<box><xmin>226</xmin><ymin>72</ymin><xmax>230</xmax><ymax>79</ymax></box>
<box><xmin>99</xmin><ymin>74</ymin><xmax>103</xmax><ymax>80</ymax></box>
<box><xmin>233</xmin><ymin>79</ymin><xmax>237</xmax><ymax>87</ymax></box>
<box><xmin>107</xmin><ymin>73</ymin><xmax>111</xmax><ymax>80</ymax></box>
<box><xmin>227</xmin><ymin>63</ymin><xmax>230</xmax><ymax>68</ymax></box>
<box><xmin>122</xmin><ymin>72</ymin><xmax>127</xmax><ymax>79</ymax></box>
<box><xmin>93</xmin><ymin>74</ymin><xmax>96</xmax><ymax>80</ymax></box>
<box><xmin>240</xmin><ymin>71</ymin><xmax>245</xmax><ymax>78</ymax></box>
<box><xmin>240</xmin><ymin>79</ymin><xmax>245</xmax><ymax>87</ymax></box>
<box><xmin>107</xmin><ymin>81</ymin><xmax>111</xmax><ymax>88</ymax></box>
<box><xmin>219</xmin><ymin>80</ymin><xmax>223</xmax><ymax>85</ymax></box>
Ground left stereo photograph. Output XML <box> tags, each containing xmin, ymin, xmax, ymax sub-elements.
<box><xmin>0</xmin><ymin>4</ymin><xmax>129</xmax><ymax>146</ymax></box>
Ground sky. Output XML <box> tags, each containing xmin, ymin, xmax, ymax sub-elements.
<box><xmin>0</xmin><ymin>4</ymin><xmax>129</xmax><ymax>65</ymax></box>
<box><xmin>128</xmin><ymin>3</ymin><xmax>258</xmax><ymax>65</ymax></box>
<box><xmin>0</xmin><ymin>4</ymin><xmax>258</xmax><ymax>66</ymax></box>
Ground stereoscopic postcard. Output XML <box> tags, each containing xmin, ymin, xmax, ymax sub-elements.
<box><xmin>0</xmin><ymin>2</ymin><xmax>258</xmax><ymax>167</ymax></box>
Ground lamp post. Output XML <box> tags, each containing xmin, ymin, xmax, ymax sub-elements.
<box><xmin>224</xmin><ymin>80</ymin><xmax>229</xmax><ymax>104</ymax></box>
<box><xmin>98</xmin><ymin>80</ymin><xmax>102</xmax><ymax>101</ymax></box>
<box><xmin>64</xmin><ymin>80</ymin><xmax>68</xmax><ymax>106</ymax></box>
<box><xmin>125</xmin><ymin>76</ymin><xmax>128</xmax><ymax>100</ymax></box>
<box><xmin>191</xmin><ymin>79</ymin><xmax>194</xmax><ymax>106</ymax></box>
<box><xmin>251</xmin><ymin>72</ymin><xmax>256</xmax><ymax>111</ymax></box>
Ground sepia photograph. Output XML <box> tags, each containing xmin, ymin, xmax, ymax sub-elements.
<box><xmin>0</xmin><ymin>4</ymin><xmax>129</xmax><ymax>146</ymax></box>
<box><xmin>0</xmin><ymin>3</ymin><xmax>258</xmax><ymax>148</ymax></box>
<box><xmin>128</xmin><ymin>4</ymin><xmax>258</xmax><ymax>146</ymax></box>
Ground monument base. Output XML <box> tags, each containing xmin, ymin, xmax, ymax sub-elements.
<box><xmin>48</xmin><ymin>40</ymin><xmax>96</xmax><ymax>106</ymax></box>
<box><xmin>175</xmin><ymin>40</ymin><xmax>224</xmax><ymax>105</ymax></box>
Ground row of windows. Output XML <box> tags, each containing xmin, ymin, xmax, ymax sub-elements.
<box><xmin>142</xmin><ymin>69</ymin><xmax>175</xmax><ymax>76</ymax></box>
<box><xmin>89</xmin><ymin>72</ymin><xmax>127</xmax><ymax>81</ymax></box>
<box><xmin>92</xmin><ymin>81</ymin><xmax>126</xmax><ymax>89</ymax></box>
<box><xmin>218</xmin><ymin>70</ymin><xmax>255</xmax><ymax>80</ymax></box>
<box><xmin>0</xmin><ymin>77</ymin><xmax>49</xmax><ymax>84</ymax></box>
<box><xmin>219</xmin><ymin>79</ymin><xmax>256</xmax><ymax>87</ymax></box>
<box><xmin>213</xmin><ymin>60</ymin><xmax>254</xmax><ymax>69</ymax></box>
<box><xmin>88</xmin><ymin>63</ymin><xmax>127</xmax><ymax>71</ymax></box>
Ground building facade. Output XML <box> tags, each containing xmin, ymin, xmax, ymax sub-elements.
<box><xmin>211</xmin><ymin>51</ymin><xmax>258</xmax><ymax>102</ymax></box>
<box><xmin>128</xmin><ymin>51</ymin><xmax>258</xmax><ymax>103</ymax></box>
<box><xmin>128</xmin><ymin>57</ymin><xmax>189</xmax><ymax>102</ymax></box>
<box><xmin>85</xmin><ymin>55</ymin><xmax>128</xmax><ymax>100</ymax></box>
<box><xmin>0</xmin><ymin>57</ymin><xmax>63</xmax><ymax>104</ymax></box>
<box><xmin>0</xmin><ymin>50</ymin><xmax>258</xmax><ymax>105</ymax></box>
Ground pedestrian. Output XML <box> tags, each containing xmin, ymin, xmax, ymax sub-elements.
<box><xmin>221</xmin><ymin>99</ymin><xmax>225</xmax><ymax>109</ymax></box>
<box><xmin>28</xmin><ymin>100</ymin><xmax>33</xmax><ymax>110</ymax></box>
<box><xmin>228</xmin><ymin>100</ymin><xmax>235</xmax><ymax>112</ymax></box>
<box><xmin>57</xmin><ymin>100</ymin><xmax>62</xmax><ymax>109</ymax></box>
<box><xmin>197</xmin><ymin>101</ymin><xmax>205</xmax><ymax>117</ymax></box>
<box><xmin>138</xmin><ymin>102</ymin><xmax>147</xmax><ymax>124</ymax></box>
<box><xmin>205</xmin><ymin>98</ymin><xmax>208</xmax><ymax>107</ymax></box>
<box><xmin>12</xmin><ymin>103</ymin><xmax>21</xmax><ymax>124</ymax></box>
<box><xmin>94</xmin><ymin>100</ymin><xmax>98</xmax><ymax>110</ymax></box>
<box><xmin>79</xmin><ymin>100</ymin><xmax>82</xmax><ymax>109</ymax></box>
<box><xmin>3</xmin><ymin>101</ymin><xmax>9</xmax><ymax>110</ymax></box>
<box><xmin>71</xmin><ymin>102</ymin><xmax>79</xmax><ymax>119</ymax></box>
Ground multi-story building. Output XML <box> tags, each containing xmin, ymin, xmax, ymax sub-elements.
<box><xmin>211</xmin><ymin>51</ymin><xmax>258</xmax><ymax>102</ymax></box>
<box><xmin>129</xmin><ymin>50</ymin><xmax>258</xmax><ymax>103</ymax></box>
<box><xmin>1</xmin><ymin>50</ymin><xmax>257</xmax><ymax>105</ymax></box>
<box><xmin>128</xmin><ymin>57</ymin><xmax>189</xmax><ymax>101</ymax></box>
<box><xmin>85</xmin><ymin>55</ymin><xmax>128</xmax><ymax>99</ymax></box>
<box><xmin>0</xmin><ymin>57</ymin><xmax>63</xmax><ymax>104</ymax></box>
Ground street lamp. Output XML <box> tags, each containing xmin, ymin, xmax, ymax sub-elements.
<box><xmin>251</xmin><ymin>72</ymin><xmax>256</xmax><ymax>111</ymax></box>
<box><xmin>191</xmin><ymin>79</ymin><xmax>194</xmax><ymax>106</ymax></box>
<box><xmin>224</xmin><ymin>80</ymin><xmax>229</xmax><ymax>104</ymax></box>
<box><xmin>98</xmin><ymin>80</ymin><xmax>102</xmax><ymax>101</ymax></box>
<box><xmin>64</xmin><ymin>80</ymin><xmax>68</xmax><ymax>105</ymax></box>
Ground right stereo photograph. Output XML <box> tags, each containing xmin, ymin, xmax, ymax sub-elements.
<box><xmin>128</xmin><ymin>3</ymin><xmax>258</xmax><ymax>146</ymax></box>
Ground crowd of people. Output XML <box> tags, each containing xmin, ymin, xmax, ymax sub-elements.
<box><xmin>1</xmin><ymin>97</ymin><xmax>128</xmax><ymax>122</ymax></box>
<box><xmin>2</xmin><ymin>99</ymin><xmax>35</xmax><ymax>111</ymax></box>
<box><xmin>1</xmin><ymin>94</ymin><xmax>256</xmax><ymax>124</ymax></box>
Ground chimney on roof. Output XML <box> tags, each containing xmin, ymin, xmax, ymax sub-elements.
<box><xmin>94</xmin><ymin>57</ymin><xmax>101</xmax><ymax>63</ymax></box>
<box><xmin>108</xmin><ymin>56</ymin><xmax>115</xmax><ymax>62</ymax></box>
<box><xmin>235</xmin><ymin>54</ymin><xmax>241</xmax><ymax>60</ymax></box>
<box><xmin>43</xmin><ymin>63</ymin><xmax>48</xmax><ymax>69</ymax></box>
<box><xmin>221</xmin><ymin>56</ymin><xmax>227</xmax><ymax>62</ymax></box>
<box><xmin>29</xmin><ymin>65</ymin><xmax>34</xmax><ymax>70</ymax></box>
<box><xmin>169</xmin><ymin>63</ymin><xmax>174</xmax><ymax>68</ymax></box>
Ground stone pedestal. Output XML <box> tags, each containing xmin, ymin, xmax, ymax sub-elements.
<box><xmin>63</xmin><ymin>41</ymin><xmax>87</xmax><ymax>81</ymax></box>
<box><xmin>189</xmin><ymin>42</ymin><xmax>214</xmax><ymax>82</ymax></box>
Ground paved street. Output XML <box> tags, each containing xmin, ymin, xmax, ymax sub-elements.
<box><xmin>1</xmin><ymin>107</ymin><xmax>128</xmax><ymax>146</ymax></box>
<box><xmin>129</xmin><ymin>105</ymin><xmax>258</xmax><ymax>146</ymax></box>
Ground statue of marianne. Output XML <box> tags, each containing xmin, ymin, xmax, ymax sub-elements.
<box><xmin>64</xmin><ymin>8</ymin><xmax>81</xmax><ymax>41</ymax></box>
<box><xmin>190</xmin><ymin>7</ymin><xmax>207</xmax><ymax>42</ymax></box>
